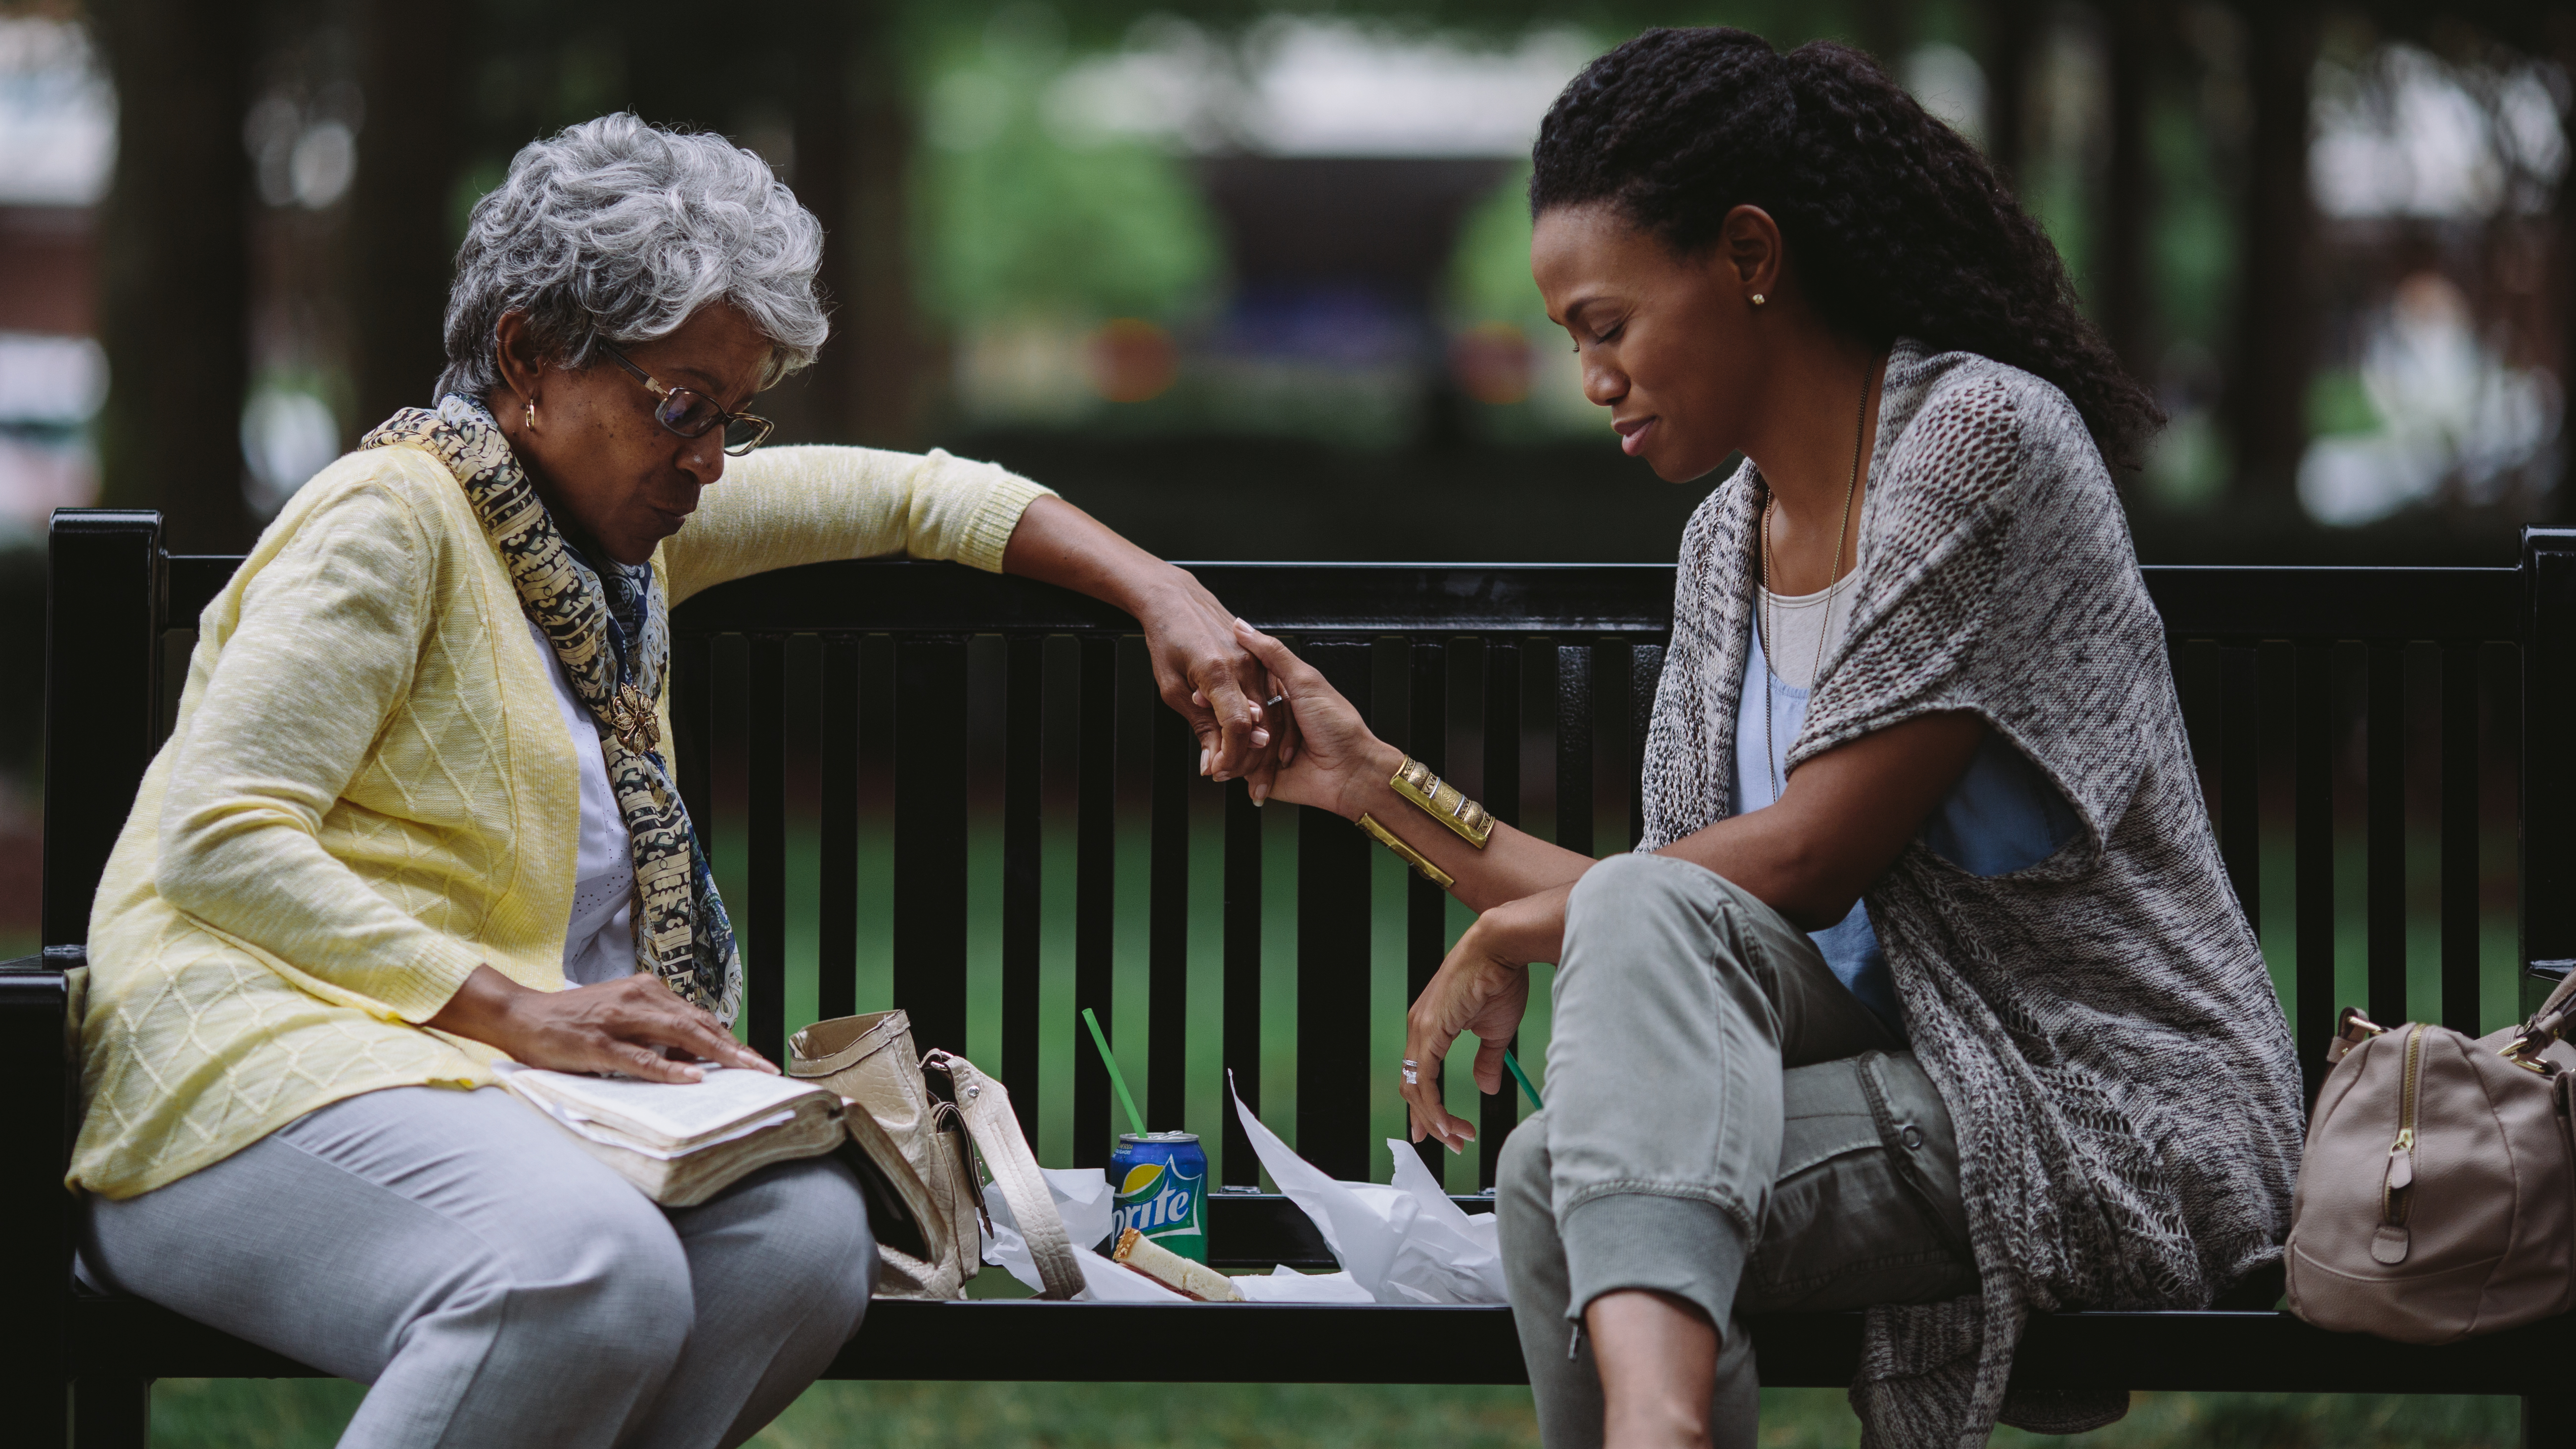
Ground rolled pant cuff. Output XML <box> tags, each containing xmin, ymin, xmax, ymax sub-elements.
<box><xmin>1560</xmin><ymin>1190</ymin><xmax>1748</xmax><ymax>1328</ymax></box>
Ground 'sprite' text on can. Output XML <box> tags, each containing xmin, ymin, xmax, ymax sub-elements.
<box><xmin>1110</xmin><ymin>1131</ymin><xmax>1209</xmax><ymax>1263</ymax></box>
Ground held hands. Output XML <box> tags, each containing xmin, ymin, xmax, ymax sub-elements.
<box><xmin>426</xmin><ymin>965</ymin><xmax>776</xmax><ymax>1083</ymax></box>
<box><xmin>1132</xmin><ymin>570</ymin><xmax>1297</xmax><ymax>788</ymax></box>
<box><xmin>1401</xmin><ymin>883</ymin><xmax>1570</xmax><ymax>1152</ymax></box>
<box><xmin>1225</xmin><ymin>617</ymin><xmax>1398</xmax><ymax>810</ymax></box>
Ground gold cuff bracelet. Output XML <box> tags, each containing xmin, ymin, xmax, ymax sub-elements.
<box><xmin>1358</xmin><ymin>813</ymin><xmax>1454</xmax><ymax>889</ymax></box>
<box><xmin>1390</xmin><ymin>756</ymin><xmax>1493</xmax><ymax>849</ymax></box>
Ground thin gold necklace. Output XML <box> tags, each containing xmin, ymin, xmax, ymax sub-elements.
<box><xmin>1756</xmin><ymin>353</ymin><xmax>1878</xmax><ymax>803</ymax></box>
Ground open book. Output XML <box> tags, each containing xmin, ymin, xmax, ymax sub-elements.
<box><xmin>496</xmin><ymin>1062</ymin><xmax>844</xmax><ymax>1207</ymax></box>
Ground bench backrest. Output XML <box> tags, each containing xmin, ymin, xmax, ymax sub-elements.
<box><xmin>43</xmin><ymin>509</ymin><xmax>2576</xmax><ymax>1193</ymax></box>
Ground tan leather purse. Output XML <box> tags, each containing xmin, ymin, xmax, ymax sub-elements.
<box><xmin>789</xmin><ymin>1010</ymin><xmax>1084</xmax><ymax>1300</ymax></box>
<box><xmin>2286</xmin><ymin>973</ymin><xmax>2576</xmax><ymax>1342</ymax></box>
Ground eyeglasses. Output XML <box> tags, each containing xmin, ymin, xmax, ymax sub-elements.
<box><xmin>599</xmin><ymin>344</ymin><xmax>774</xmax><ymax>456</ymax></box>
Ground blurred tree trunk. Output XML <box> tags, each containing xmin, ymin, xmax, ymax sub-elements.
<box><xmin>2557</xmin><ymin>14</ymin><xmax>2576</xmax><ymax>522</ymax></box>
<box><xmin>1850</xmin><ymin>0</ymin><xmax>1909</xmax><ymax>71</ymax></box>
<box><xmin>2097</xmin><ymin>0</ymin><xmax>2155</xmax><ymax>381</ymax></box>
<box><xmin>621</xmin><ymin>0</ymin><xmax>712</xmax><ymax>132</ymax></box>
<box><xmin>839</xmin><ymin>0</ymin><xmax>921</xmax><ymax>446</ymax></box>
<box><xmin>2226</xmin><ymin>1</ymin><xmax>2318</xmax><ymax>511</ymax></box>
<box><xmin>1982</xmin><ymin>0</ymin><xmax>2039</xmax><ymax>187</ymax></box>
<box><xmin>785</xmin><ymin>0</ymin><xmax>856</xmax><ymax>444</ymax></box>
<box><xmin>89</xmin><ymin>0</ymin><xmax>254</xmax><ymax>551</ymax></box>
<box><xmin>350</xmin><ymin>0</ymin><xmax>461</xmax><ymax>430</ymax></box>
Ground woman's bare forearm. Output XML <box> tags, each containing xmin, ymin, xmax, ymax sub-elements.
<box><xmin>999</xmin><ymin>495</ymin><xmax>1178</xmax><ymax>614</ymax></box>
<box><xmin>1658</xmin><ymin>710</ymin><xmax>1986</xmax><ymax>928</ymax></box>
<box><xmin>1324</xmin><ymin>737</ymin><xmax>1596</xmax><ymax>913</ymax></box>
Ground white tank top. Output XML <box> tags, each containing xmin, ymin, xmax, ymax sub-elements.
<box><xmin>527</xmin><ymin>620</ymin><xmax>637</xmax><ymax>986</ymax></box>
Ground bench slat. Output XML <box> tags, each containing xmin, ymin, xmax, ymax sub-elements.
<box><xmin>819</xmin><ymin>639</ymin><xmax>862</xmax><ymax>1023</ymax></box>
<box><xmin>1150</xmin><ymin>701</ymin><xmax>1191</xmax><ymax>1135</ymax></box>
<box><xmin>1221</xmin><ymin>777</ymin><xmax>1263</xmax><ymax>1187</ymax></box>
<box><xmin>1074</xmin><ymin>637</ymin><xmax>1117</xmax><ymax>1169</ymax></box>
<box><xmin>893</xmin><ymin>640</ymin><xmax>971</xmax><ymax>1065</ymax></box>
<box><xmin>1002</xmin><ymin>637</ymin><xmax>1044</xmax><ymax>1139</ymax></box>
<box><xmin>2217</xmin><ymin>645</ymin><xmax>2262</xmax><ymax>927</ymax></box>
<box><xmin>1630</xmin><ymin>644</ymin><xmax>1664</xmax><ymax>850</ymax></box>
<box><xmin>2367</xmin><ymin>640</ymin><xmax>2406</xmax><ymax>1027</ymax></box>
<box><xmin>2294</xmin><ymin>643</ymin><xmax>2335</xmax><ymax>1098</ymax></box>
<box><xmin>1295</xmin><ymin>640</ymin><xmax>1376</xmax><ymax>1182</ymax></box>
<box><xmin>2440</xmin><ymin>639</ymin><xmax>2482</xmax><ymax>1032</ymax></box>
<box><xmin>1405</xmin><ymin>640</ymin><xmax>1449</xmax><ymax>1185</ymax></box>
<box><xmin>748</xmin><ymin>635</ymin><xmax>789</xmax><ymax>1065</ymax></box>
<box><xmin>1478</xmin><ymin>640</ymin><xmax>1524</xmax><ymax>1188</ymax></box>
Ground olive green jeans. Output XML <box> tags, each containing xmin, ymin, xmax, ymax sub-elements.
<box><xmin>1496</xmin><ymin>852</ymin><xmax>1977</xmax><ymax>1449</ymax></box>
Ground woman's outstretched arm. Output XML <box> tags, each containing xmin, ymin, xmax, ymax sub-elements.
<box><xmin>1233</xmin><ymin>620</ymin><xmax>1988</xmax><ymax>1148</ymax></box>
<box><xmin>1003</xmin><ymin>496</ymin><xmax>1283</xmax><ymax>785</ymax></box>
<box><xmin>1230</xmin><ymin>619</ymin><xmax>1594</xmax><ymax>911</ymax></box>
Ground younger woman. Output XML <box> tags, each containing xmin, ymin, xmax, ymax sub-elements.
<box><xmin>1227</xmin><ymin>29</ymin><xmax>2302</xmax><ymax>1449</ymax></box>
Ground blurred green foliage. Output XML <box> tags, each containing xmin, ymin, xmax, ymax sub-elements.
<box><xmin>1448</xmin><ymin>163</ymin><xmax>1546</xmax><ymax>328</ymax></box>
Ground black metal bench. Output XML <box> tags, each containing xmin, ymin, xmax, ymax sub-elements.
<box><xmin>14</xmin><ymin>507</ymin><xmax>2576</xmax><ymax>1447</ymax></box>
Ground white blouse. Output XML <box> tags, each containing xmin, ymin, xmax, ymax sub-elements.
<box><xmin>528</xmin><ymin>620</ymin><xmax>637</xmax><ymax>986</ymax></box>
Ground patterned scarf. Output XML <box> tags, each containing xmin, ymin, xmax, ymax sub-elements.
<box><xmin>363</xmin><ymin>394</ymin><xmax>741</xmax><ymax>1022</ymax></box>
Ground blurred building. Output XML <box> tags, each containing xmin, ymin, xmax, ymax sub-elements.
<box><xmin>0</xmin><ymin>14</ymin><xmax>109</xmax><ymax>542</ymax></box>
<box><xmin>934</xmin><ymin>19</ymin><xmax>1599</xmax><ymax>448</ymax></box>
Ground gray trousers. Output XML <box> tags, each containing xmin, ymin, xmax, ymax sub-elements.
<box><xmin>1498</xmin><ymin>852</ymin><xmax>1976</xmax><ymax>1449</ymax></box>
<box><xmin>81</xmin><ymin>1084</ymin><xmax>877</xmax><ymax>1449</ymax></box>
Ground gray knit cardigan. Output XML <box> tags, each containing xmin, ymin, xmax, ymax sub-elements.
<box><xmin>1634</xmin><ymin>341</ymin><xmax>2306</xmax><ymax>1447</ymax></box>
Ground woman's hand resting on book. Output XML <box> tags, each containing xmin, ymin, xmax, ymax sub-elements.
<box><xmin>426</xmin><ymin>965</ymin><xmax>777</xmax><ymax>1083</ymax></box>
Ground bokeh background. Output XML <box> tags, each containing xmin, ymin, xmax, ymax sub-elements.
<box><xmin>5</xmin><ymin>0</ymin><xmax>2572</xmax><ymax>1443</ymax></box>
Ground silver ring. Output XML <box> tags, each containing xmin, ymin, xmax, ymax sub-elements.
<box><xmin>1402</xmin><ymin>1068</ymin><xmax>1419</xmax><ymax>1085</ymax></box>
<box><xmin>1401</xmin><ymin>1058</ymin><xmax>1418</xmax><ymax>1068</ymax></box>
<box><xmin>1265</xmin><ymin>694</ymin><xmax>1288</xmax><ymax>710</ymax></box>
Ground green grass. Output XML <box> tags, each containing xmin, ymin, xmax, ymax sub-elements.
<box><xmin>144</xmin><ymin>1379</ymin><xmax>2524</xmax><ymax>1448</ymax></box>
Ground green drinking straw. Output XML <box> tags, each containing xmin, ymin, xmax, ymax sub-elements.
<box><xmin>1503</xmin><ymin>1050</ymin><xmax>1545</xmax><ymax>1112</ymax></box>
<box><xmin>1080</xmin><ymin>1008</ymin><xmax>1148</xmax><ymax>1139</ymax></box>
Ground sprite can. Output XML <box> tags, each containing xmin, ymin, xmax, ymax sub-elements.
<box><xmin>1109</xmin><ymin>1130</ymin><xmax>1210</xmax><ymax>1263</ymax></box>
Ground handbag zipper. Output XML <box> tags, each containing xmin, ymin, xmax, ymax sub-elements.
<box><xmin>2383</xmin><ymin>1025</ymin><xmax>2424</xmax><ymax>1226</ymax></box>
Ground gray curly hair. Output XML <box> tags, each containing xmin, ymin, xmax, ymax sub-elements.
<box><xmin>436</xmin><ymin>114</ymin><xmax>828</xmax><ymax>401</ymax></box>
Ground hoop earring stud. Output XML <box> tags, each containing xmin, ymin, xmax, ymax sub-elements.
<box><xmin>524</xmin><ymin>398</ymin><xmax>537</xmax><ymax>430</ymax></box>
<box><xmin>1750</xmin><ymin>293</ymin><xmax>1767</xmax><ymax>307</ymax></box>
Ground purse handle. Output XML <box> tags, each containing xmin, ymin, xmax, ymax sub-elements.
<box><xmin>924</xmin><ymin>1050</ymin><xmax>1087</xmax><ymax>1301</ymax></box>
<box><xmin>2502</xmin><ymin>962</ymin><xmax>2576</xmax><ymax>1068</ymax></box>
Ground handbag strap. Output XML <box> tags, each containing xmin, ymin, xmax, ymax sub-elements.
<box><xmin>2504</xmin><ymin>965</ymin><xmax>2576</xmax><ymax>1065</ymax></box>
<box><xmin>925</xmin><ymin>1050</ymin><xmax>1087</xmax><ymax>1301</ymax></box>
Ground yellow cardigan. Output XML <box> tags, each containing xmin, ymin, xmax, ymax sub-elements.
<box><xmin>71</xmin><ymin>441</ymin><xmax>1051</xmax><ymax>1198</ymax></box>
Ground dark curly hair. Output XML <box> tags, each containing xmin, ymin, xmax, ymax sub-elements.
<box><xmin>1531</xmin><ymin>28</ymin><xmax>2161</xmax><ymax>466</ymax></box>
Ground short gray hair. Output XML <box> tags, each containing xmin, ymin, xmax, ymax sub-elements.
<box><xmin>436</xmin><ymin>114</ymin><xmax>828</xmax><ymax>401</ymax></box>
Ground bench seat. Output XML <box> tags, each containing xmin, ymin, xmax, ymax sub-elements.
<box><xmin>73</xmin><ymin>1292</ymin><xmax>2576</xmax><ymax>1400</ymax></box>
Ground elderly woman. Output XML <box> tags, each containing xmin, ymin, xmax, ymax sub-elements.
<box><xmin>70</xmin><ymin>116</ymin><xmax>1276</xmax><ymax>1449</ymax></box>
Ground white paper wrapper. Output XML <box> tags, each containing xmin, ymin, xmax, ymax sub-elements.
<box><xmin>1226</xmin><ymin>1071</ymin><xmax>1509</xmax><ymax>1305</ymax></box>
<box><xmin>1230</xmin><ymin>1266</ymin><xmax>1378</xmax><ymax>1303</ymax></box>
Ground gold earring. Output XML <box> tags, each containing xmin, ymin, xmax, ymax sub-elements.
<box><xmin>524</xmin><ymin>398</ymin><xmax>537</xmax><ymax>430</ymax></box>
<box><xmin>1750</xmin><ymin>293</ymin><xmax>1767</xmax><ymax>307</ymax></box>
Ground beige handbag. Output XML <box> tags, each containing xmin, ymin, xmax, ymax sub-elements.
<box><xmin>2286</xmin><ymin>973</ymin><xmax>2576</xmax><ymax>1342</ymax></box>
<box><xmin>789</xmin><ymin>1010</ymin><xmax>1085</xmax><ymax>1301</ymax></box>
